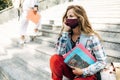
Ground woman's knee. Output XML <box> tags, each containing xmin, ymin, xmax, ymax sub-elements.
<box><xmin>50</xmin><ymin>54</ymin><xmax>62</xmax><ymax>62</ymax></box>
<box><xmin>50</xmin><ymin>54</ymin><xmax>64</xmax><ymax>65</ymax></box>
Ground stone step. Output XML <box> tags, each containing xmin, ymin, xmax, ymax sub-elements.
<box><xmin>0</xmin><ymin>58</ymin><xmax>43</xmax><ymax>80</ymax></box>
<box><xmin>39</xmin><ymin>22</ymin><xmax>120</xmax><ymax>34</ymax></box>
<box><xmin>103</xmin><ymin>41</ymin><xmax>120</xmax><ymax>52</ymax></box>
<box><xmin>42</xmin><ymin>19</ymin><xmax>120</xmax><ymax>31</ymax></box>
<box><xmin>41</xmin><ymin>23</ymin><xmax>120</xmax><ymax>38</ymax></box>
<box><xmin>33</xmin><ymin>35</ymin><xmax>120</xmax><ymax>61</ymax></box>
<box><xmin>37</xmin><ymin>28</ymin><xmax>120</xmax><ymax>49</ymax></box>
<box><xmin>81</xmin><ymin>0</ymin><xmax>120</xmax><ymax>6</ymax></box>
<box><xmin>0</xmin><ymin>44</ymin><xmax>55</xmax><ymax>80</ymax></box>
<box><xmin>92</xmin><ymin>24</ymin><xmax>120</xmax><ymax>32</ymax></box>
<box><xmin>41</xmin><ymin>24</ymin><xmax>61</xmax><ymax>31</ymax></box>
<box><xmin>41</xmin><ymin>23</ymin><xmax>120</xmax><ymax>33</ymax></box>
<box><xmin>38</xmin><ymin>29</ymin><xmax>59</xmax><ymax>39</ymax></box>
<box><xmin>40</xmin><ymin>0</ymin><xmax>120</xmax><ymax>25</ymax></box>
<box><xmin>88</xmin><ymin>13</ymin><xmax>120</xmax><ymax>18</ymax></box>
<box><xmin>14</xmin><ymin>42</ymin><xmax>120</xmax><ymax>70</ymax></box>
<box><xmin>90</xmin><ymin>18</ymin><xmax>120</xmax><ymax>24</ymax></box>
<box><xmin>35</xmin><ymin>31</ymin><xmax>120</xmax><ymax>51</ymax></box>
<box><xmin>35</xmin><ymin>43</ymin><xmax>110</xmax><ymax>61</ymax></box>
<box><xmin>40</xmin><ymin>24</ymin><xmax>120</xmax><ymax>42</ymax></box>
<box><xmin>85</xmin><ymin>5</ymin><xmax>120</xmax><ymax>12</ymax></box>
<box><xmin>105</xmin><ymin>49</ymin><xmax>120</xmax><ymax>62</ymax></box>
<box><xmin>41</xmin><ymin>18</ymin><xmax>120</xmax><ymax>28</ymax></box>
<box><xmin>41</xmin><ymin>16</ymin><xmax>120</xmax><ymax>25</ymax></box>
<box><xmin>35</xmin><ymin>43</ymin><xmax>120</xmax><ymax>63</ymax></box>
<box><xmin>41</xmin><ymin>24</ymin><xmax>53</xmax><ymax>30</ymax></box>
<box><xmin>84</xmin><ymin>4</ymin><xmax>120</xmax><ymax>10</ymax></box>
<box><xmin>74</xmin><ymin>0</ymin><xmax>120</xmax><ymax>9</ymax></box>
<box><xmin>33</xmin><ymin>36</ymin><xmax>57</xmax><ymax>48</ymax></box>
<box><xmin>13</xmin><ymin>48</ymin><xmax>52</xmax><ymax>80</ymax></box>
<box><xmin>85</xmin><ymin>4</ymin><xmax>120</xmax><ymax>8</ymax></box>
<box><xmin>98</xmin><ymin>31</ymin><xmax>120</xmax><ymax>44</ymax></box>
<box><xmin>0</xmin><ymin>67</ymin><xmax>13</xmax><ymax>80</ymax></box>
<box><xmin>14</xmin><ymin>43</ymin><xmax>69</xmax><ymax>80</ymax></box>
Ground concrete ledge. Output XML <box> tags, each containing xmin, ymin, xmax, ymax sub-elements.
<box><xmin>0</xmin><ymin>6</ymin><xmax>17</xmax><ymax>24</ymax></box>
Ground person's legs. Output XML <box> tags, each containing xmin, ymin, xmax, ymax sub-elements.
<box><xmin>30</xmin><ymin>20</ymin><xmax>40</xmax><ymax>41</ymax></box>
<box><xmin>19</xmin><ymin>12</ymin><xmax>29</xmax><ymax>44</ymax></box>
<box><xmin>34</xmin><ymin>19</ymin><xmax>40</xmax><ymax>35</ymax></box>
<box><xmin>74</xmin><ymin>75</ymin><xmax>97</xmax><ymax>80</ymax></box>
<box><xmin>20</xmin><ymin>21</ymin><xmax>28</xmax><ymax>44</ymax></box>
<box><xmin>50</xmin><ymin>54</ymin><xmax>75</xmax><ymax>80</ymax></box>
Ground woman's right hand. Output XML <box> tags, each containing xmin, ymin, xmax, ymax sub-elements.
<box><xmin>63</xmin><ymin>23</ymin><xmax>71</xmax><ymax>32</ymax></box>
<box><xmin>70</xmin><ymin>66</ymin><xmax>83</xmax><ymax>76</ymax></box>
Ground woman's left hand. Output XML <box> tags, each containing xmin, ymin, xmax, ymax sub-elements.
<box><xmin>34</xmin><ymin>28</ymin><xmax>38</xmax><ymax>32</ymax></box>
<box><xmin>70</xmin><ymin>66</ymin><xmax>83</xmax><ymax>76</ymax></box>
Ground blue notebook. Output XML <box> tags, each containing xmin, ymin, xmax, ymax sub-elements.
<box><xmin>63</xmin><ymin>43</ymin><xmax>96</xmax><ymax>68</ymax></box>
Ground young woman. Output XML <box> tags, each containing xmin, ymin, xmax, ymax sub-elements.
<box><xmin>50</xmin><ymin>5</ymin><xmax>107</xmax><ymax>80</ymax></box>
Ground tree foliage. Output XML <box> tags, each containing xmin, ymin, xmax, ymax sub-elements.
<box><xmin>0</xmin><ymin>0</ymin><xmax>12</xmax><ymax>11</ymax></box>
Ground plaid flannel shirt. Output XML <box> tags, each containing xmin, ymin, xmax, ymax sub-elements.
<box><xmin>56</xmin><ymin>32</ymin><xmax>107</xmax><ymax>76</ymax></box>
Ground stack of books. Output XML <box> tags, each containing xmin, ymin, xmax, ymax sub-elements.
<box><xmin>63</xmin><ymin>43</ymin><xmax>96</xmax><ymax>68</ymax></box>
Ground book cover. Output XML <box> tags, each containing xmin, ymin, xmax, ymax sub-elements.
<box><xmin>63</xmin><ymin>43</ymin><xmax>96</xmax><ymax>68</ymax></box>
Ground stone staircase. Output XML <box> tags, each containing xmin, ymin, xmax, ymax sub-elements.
<box><xmin>0</xmin><ymin>0</ymin><xmax>120</xmax><ymax>80</ymax></box>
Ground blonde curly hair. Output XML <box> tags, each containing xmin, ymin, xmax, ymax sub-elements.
<box><xmin>60</xmin><ymin>5</ymin><xmax>101</xmax><ymax>40</ymax></box>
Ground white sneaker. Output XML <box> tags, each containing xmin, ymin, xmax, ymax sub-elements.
<box><xmin>19</xmin><ymin>40</ymin><xmax>25</xmax><ymax>47</ymax></box>
<box><xmin>30</xmin><ymin>36</ymin><xmax>36</xmax><ymax>41</ymax></box>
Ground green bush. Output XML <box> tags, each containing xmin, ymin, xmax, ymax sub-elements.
<box><xmin>0</xmin><ymin>0</ymin><xmax>12</xmax><ymax>11</ymax></box>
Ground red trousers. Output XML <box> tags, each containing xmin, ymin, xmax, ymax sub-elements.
<box><xmin>50</xmin><ymin>54</ymin><xmax>97</xmax><ymax>80</ymax></box>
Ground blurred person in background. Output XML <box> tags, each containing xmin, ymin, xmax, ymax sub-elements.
<box><xmin>18</xmin><ymin>0</ymin><xmax>41</xmax><ymax>45</ymax></box>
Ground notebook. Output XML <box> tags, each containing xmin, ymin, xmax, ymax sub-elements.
<box><xmin>63</xmin><ymin>43</ymin><xmax>96</xmax><ymax>68</ymax></box>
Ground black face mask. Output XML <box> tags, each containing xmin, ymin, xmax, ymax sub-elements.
<box><xmin>65</xmin><ymin>19</ymin><xmax>79</xmax><ymax>29</ymax></box>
